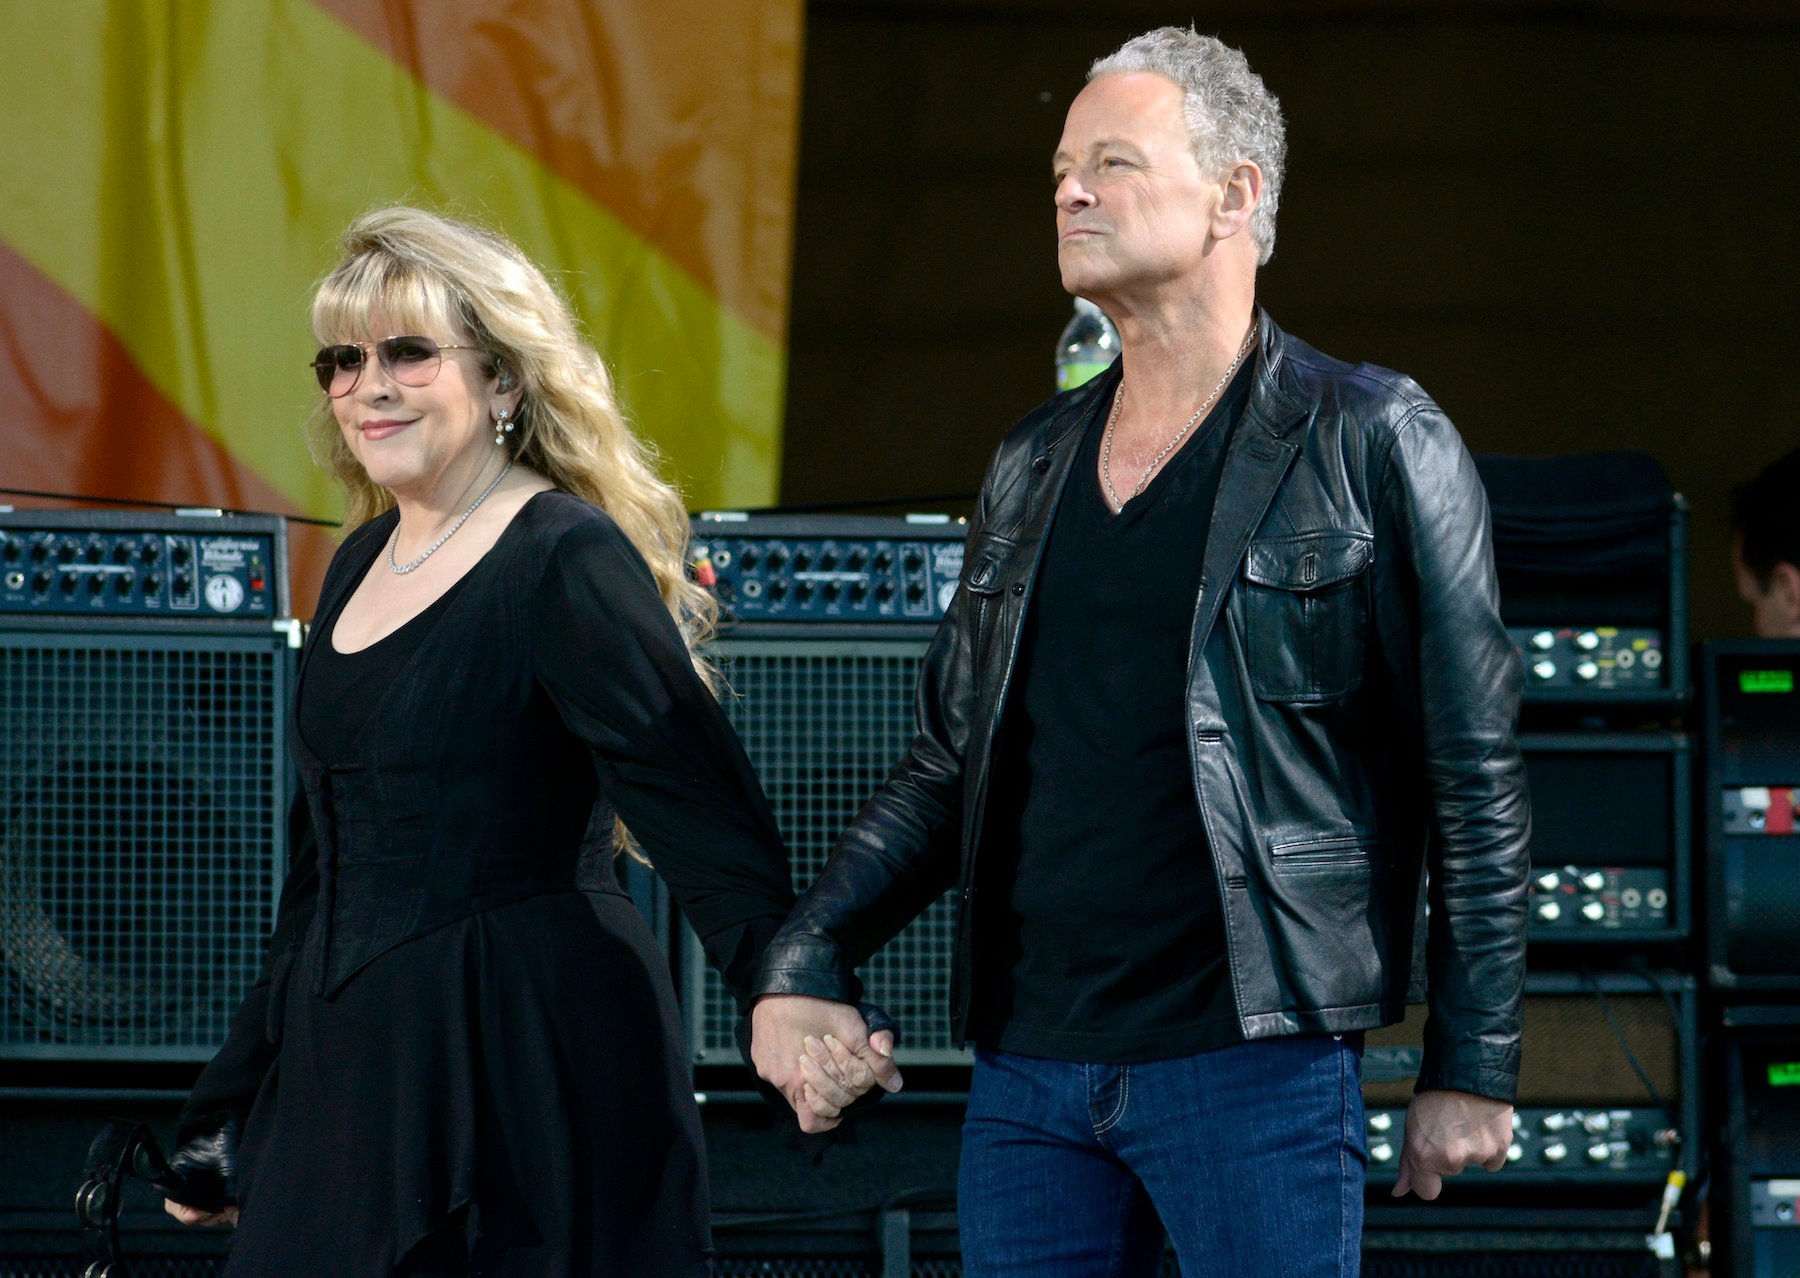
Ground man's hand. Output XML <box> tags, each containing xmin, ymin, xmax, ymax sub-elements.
<box><xmin>1392</xmin><ymin>1089</ymin><xmax>1513</xmax><ymax>1199</ymax></box>
<box><xmin>750</xmin><ymin>995</ymin><xmax>903</xmax><ymax>1132</ymax></box>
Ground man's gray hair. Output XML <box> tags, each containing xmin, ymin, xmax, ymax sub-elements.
<box><xmin>1089</xmin><ymin>28</ymin><xmax>1287</xmax><ymax>265</ymax></box>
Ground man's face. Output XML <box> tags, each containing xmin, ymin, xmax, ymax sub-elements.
<box><xmin>1733</xmin><ymin>538</ymin><xmax>1800</xmax><ymax>638</ymax></box>
<box><xmin>1052</xmin><ymin>73</ymin><xmax>1219</xmax><ymax>303</ymax></box>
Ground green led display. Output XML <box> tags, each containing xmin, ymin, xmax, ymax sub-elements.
<box><xmin>1771</xmin><ymin>1062</ymin><xmax>1800</xmax><ymax>1087</ymax></box>
<box><xmin>1741</xmin><ymin>670</ymin><xmax>1796</xmax><ymax>695</ymax></box>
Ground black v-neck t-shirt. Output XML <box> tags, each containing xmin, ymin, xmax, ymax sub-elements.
<box><xmin>972</xmin><ymin>360</ymin><xmax>1254</xmax><ymax>1062</ymax></box>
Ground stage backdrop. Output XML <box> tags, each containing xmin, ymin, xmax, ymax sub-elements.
<box><xmin>0</xmin><ymin>0</ymin><xmax>801</xmax><ymax>613</ymax></box>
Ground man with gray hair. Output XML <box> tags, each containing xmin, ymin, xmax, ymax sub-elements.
<box><xmin>751</xmin><ymin>26</ymin><xmax>1528</xmax><ymax>1275</ymax></box>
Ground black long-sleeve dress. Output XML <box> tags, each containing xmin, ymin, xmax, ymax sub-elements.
<box><xmin>179</xmin><ymin>491</ymin><xmax>795</xmax><ymax>1276</ymax></box>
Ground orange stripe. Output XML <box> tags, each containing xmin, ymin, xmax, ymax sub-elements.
<box><xmin>308</xmin><ymin>0</ymin><xmax>801</xmax><ymax>342</ymax></box>
<box><xmin>0</xmin><ymin>241</ymin><xmax>333</xmax><ymax>618</ymax></box>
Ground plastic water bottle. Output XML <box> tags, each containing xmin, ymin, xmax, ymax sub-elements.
<box><xmin>1054</xmin><ymin>297</ymin><xmax>1120</xmax><ymax>392</ymax></box>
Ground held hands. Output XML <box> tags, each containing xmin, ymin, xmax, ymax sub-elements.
<box><xmin>1392</xmin><ymin>1089</ymin><xmax>1514</xmax><ymax>1199</ymax></box>
<box><xmin>750</xmin><ymin>995</ymin><xmax>904</xmax><ymax>1132</ymax></box>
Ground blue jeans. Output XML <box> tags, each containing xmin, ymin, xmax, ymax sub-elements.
<box><xmin>957</xmin><ymin>1035</ymin><xmax>1367</xmax><ymax>1277</ymax></box>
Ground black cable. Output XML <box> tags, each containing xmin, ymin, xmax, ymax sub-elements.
<box><xmin>1582</xmin><ymin>966</ymin><xmax>1678</xmax><ymax>1133</ymax></box>
<box><xmin>0</xmin><ymin>486</ymin><xmax>340</xmax><ymax>529</ymax></box>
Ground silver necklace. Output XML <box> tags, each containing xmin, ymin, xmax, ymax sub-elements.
<box><xmin>1101</xmin><ymin>322</ymin><xmax>1258</xmax><ymax>509</ymax></box>
<box><xmin>387</xmin><ymin>461</ymin><xmax>513</xmax><ymax>575</ymax></box>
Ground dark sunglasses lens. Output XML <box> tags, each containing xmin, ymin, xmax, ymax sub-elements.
<box><xmin>378</xmin><ymin>337</ymin><xmax>442</xmax><ymax>386</ymax></box>
<box><xmin>313</xmin><ymin>345</ymin><xmax>364</xmax><ymax>395</ymax></box>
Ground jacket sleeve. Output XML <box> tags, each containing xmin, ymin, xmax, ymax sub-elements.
<box><xmin>751</xmin><ymin>464</ymin><xmax>1001</xmax><ymax>1004</ymax></box>
<box><xmin>178</xmin><ymin>789</ymin><xmax>318</xmax><ymax>1140</ymax></box>
<box><xmin>532</xmin><ymin>515</ymin><xmax>796</xmax><ymax>1012</ymax></box>
<box><xmin>1371</xmin><ymin>401</ymin><xmax>1531</xmax><ymax>1105</ymax></box>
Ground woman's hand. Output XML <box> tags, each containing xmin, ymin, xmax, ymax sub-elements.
<box><xmin>796</xmin><ymin>1031</ymin><xmax>894</xmax><ymax>1124</ymax></box>
<box><xmin>163</xmin><ymin>1199</ymin><xmax>239</xmax><ymax>1227</ymax></box>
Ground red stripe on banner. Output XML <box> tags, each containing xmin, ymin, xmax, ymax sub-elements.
<box><xmin>0</xmin><ymin>240</ymin><xmax>333</xmax><ymax>617</ymax></box>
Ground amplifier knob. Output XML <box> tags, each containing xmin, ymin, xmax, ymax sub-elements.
<box><xmin>1541</xmin><ymin>1142</ymin><xmax>1568</xmax><ymax>1164</ymax></box>
<box><xmin>1586</xmin><ymin>1144</ymin><xmax>1612</xmax><ymax>1163</ymax></box>
<box><xmin>850</xmin><ymin>582</ymin><xmax>869</xmax><ymax>604</ymax></box>
<box><xmin>1575</xmin><ymin>661</ymin><xmax>1600</xmax><ymax>681</ymax></box>
<box><xmin>115</xmin><ymin>574</ymin><xmax>135</xmax><ymax>597</ymax></box>
<box><xmin>903</xmin><ymin>549</ymin><xmax>924</xmax><ymax>572</ymax></box>
<box><xmin>1367</xmin><ymin>1112</ymin><xmax>1393</xmax><ymax>1133</ymax></box>
<box><xmin>1529</xmin><ymin>630</ymin><xmax>1556</xmax><ymax>651</ymax></box>
<box><xmin>1535</xmin><ymin>870</ymin><xmax>1561</xmax><ymax>892</ymax></box>
<box><xmin>876</xmin><ymin>581</ymin><xmax>896</xmax><ymax>603</ymax></box>
<box><xmin>85</xmin><ymin>542</ymin><xmax>104</xmax><ymax>563</ymax></box>
<box><xmin>31</xmin><ymin>570</ymin><xmax>52</xmax><ymax>593</ymax></box>
<box><xmin>60</xmin><ymin>575</ymin><xmax>78</xmax><ymax>596</ymax></box>
<box><xmin>0</xmin><ymin>540</ymin><xmax>17</xmax><ymax>563</ymax></box>
<box><xmin>30</xmin><ymin>541</ymin><xmax>49</xmax><ymax>562</ymax></box>
<box><xmin>794</xmin><ymin>581</ymin><xmax>815</xmax><ymax>603</ymax></box>
<box><xmin>767</xmin><ymin>579</ymin><xmax>788</xmax><ymax>601</ymax></box>
<box><xmin>819</xmin><ymin>550</ymin><xmax>839</xmax><ymax>571</ymax></box>
<box><xmin>1369</xmin><ymin>1142</ymin><xmax>1394</xmax><ymax>1164</ymax></box>
<box><xmin>174</xmin><ymin>572</ymin><xmax>193</xmax><ymax>593</ymax></box>
<box><xmin>766</xmin><ymin>549</ymin><xmax>788</xmax><ymax>571</ymax></box>
<box><xmin>1583</xmin><ymin>1112</ymin><xmax>1612</xmax><ymax>1134</ymax></box>
<box><xmin>170</xmin><ymin>543</ymin><xmax>191</xmax><ymax>566</ymax></box>
<box><xmin>873</xmin><ymin>549</ymin><xmax>894</xmax><ymax>572</ymax></box>
<box><xmin>1542</xmin><ymin>1113</ymin><xmax>1570</xmax><ymax>1133</ymax></box>
<box><xmin>906</xmin><ymin>582</ymin><xmax>926</xmax><ymax>604</ymax></box>
<box><xmin>141</xmin><ymin>540</ymin><xmax>162</xmax><ymax>564</ymax></box>
<box><xmin>738</xmin><ymin>547</ymin><xmax>760</xmax><ymax>571</ymax></box>
<box><xmin>1506</xmin><ymin>1143</ymin><xmax>1523</xmax><ymax>1163</ymax></box>
<box><xmin>822</xmin><ymin>582</ymin><xmax>842</xmax><ymax>603</ymax></box>
<box><xmin>1575</xmin><ymin>630</ymin><xmax>1601</xmax><ymax>652</ymax></box>
<box><xmin>57</xmin><ymin>542</ymin><xmax>76</xmax><ymax>564</ymax></box>
<box><xmin>1580</xmin><ymin>900</ymin><xmax>1607</xmax><ymax>922</ymax></box>
<box><xmin>847</xmin><ymin>548</ymin><xmax>868</xmax><ymax>571</ymax></box>
<box><xmin>146</xmin><ymin>574</ymin><xmax>163</xmax><ymax>595</ymax></box>
<box><xmin>792</xmin><ymin>550</ymin><xmax>812</xmax><ymax>572</ymax></box>
<box><xmin>1579</xmin><ymin>871</ymin><xmax>1606</xmax><ymax>892</ymax></box>
<box><xmin>1531</xmin><ymin>660</ymin><xmax>1557</xmax><ymax>681</ymax></box>
<box><xmin>113</xmin><ymin>541</ymin><xmax>134</xmax><ymax>564</ymax></box>
<box><xmin>1536</xmin><ymin>900</ymin><xmax>1562</xmax><ymax>923</ymax></box>
<box><xmin>87</xmin><ymin>575</ymin><xmax>105</xmax><ymax>596</ymax></box>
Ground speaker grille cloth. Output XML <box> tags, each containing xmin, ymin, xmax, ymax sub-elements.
<box><xmin>0</xmin><ymin>635</ymin><xmax>284</xmax><ymax>1058</ymax></box>
<box><xmin>688</xmin><ymin>640</ymin><xmax>966</xmax><ymax>1063</ymax></box>
<box><xmin>1364</xmin><ymin>992</ymin><xmax>1680</xmax><ymax>1108</ymax></box>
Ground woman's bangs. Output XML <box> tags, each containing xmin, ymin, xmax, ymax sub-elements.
<box><xmin>312</xmin><ymin>254</ymin><xmax>461</xmax><ymax>345</ymax></box>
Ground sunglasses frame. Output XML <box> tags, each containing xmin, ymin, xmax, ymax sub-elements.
<box><xmin>311</xmin><ymin>335</ymin><xmax>483</xmax><ymax>397</ymax></box>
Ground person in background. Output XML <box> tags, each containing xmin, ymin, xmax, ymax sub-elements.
<box><xmin>1730</xmin><ymin>446</ymin><xmax>1800</xmax><ymax>637</ymax></box>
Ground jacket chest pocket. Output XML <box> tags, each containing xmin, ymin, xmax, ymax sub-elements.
<box><xmin>1242</xmin><ymin>532</ymin><xmax>1372</xmax><ymax>702</ymax></box>
<box><xmin>960</xmin><ymin>530</ymin><xmax>1017</xmax><ymax>632</ymax></box>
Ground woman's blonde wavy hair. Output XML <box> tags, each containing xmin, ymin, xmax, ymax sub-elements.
<box><xmin>309</xmin><ymin>206</ymin><xmax>718</xmax><ymax>853</ymax></box>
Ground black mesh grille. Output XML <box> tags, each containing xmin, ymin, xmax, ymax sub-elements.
<box><xmin>686</xmin><ymin>640</ymin><xmax>967</xmax><ymax>1064</ymax></box>
<box><xmin>0</xmin><ymin>634</ymin><xmax>286</xmax><ymax>1059</ymax></box>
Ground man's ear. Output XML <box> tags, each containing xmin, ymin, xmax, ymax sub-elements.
<box><xmin>1213</xmin><ymin>162</ymin><xmax>1263</xmax><ymax>243</ymax></box>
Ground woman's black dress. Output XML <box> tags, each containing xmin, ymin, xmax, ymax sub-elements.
<box><xmin>179</xmin><ymin>492</ymin><xmax>796</xmax><ymax>1276</ymax></box>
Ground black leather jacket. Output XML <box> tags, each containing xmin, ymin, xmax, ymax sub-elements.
<box><xmin>756</xmin><ymin>311</ymin><xmax>1531</xmax><ymax>1103</ymax></box>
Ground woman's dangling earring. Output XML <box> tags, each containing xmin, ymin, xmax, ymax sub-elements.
<box><xmin>494</xmin><ymin>408</ymin><xmax>515</xmax><ymax>447</ymax></box>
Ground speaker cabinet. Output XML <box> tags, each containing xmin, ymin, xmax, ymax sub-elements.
<box><xmin>0</xmin><ymin>626</ymin><xmax>294</xmax><ymax>1061</ymax></box>
<box><xmin>1715</xmin><ymin>1006</ymin><xmax>1800</xmax><ymax>1278</ymax></box>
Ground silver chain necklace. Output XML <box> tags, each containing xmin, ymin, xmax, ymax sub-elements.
<box><xmin>1100</xmin><ymin>322</ymin><xmax>1258</xmax><ymax>510</ymax></box>
<box><xmin>387</xmin><ymin>461</ymin><xmax>514</xmax><ymax>575</ymax></box>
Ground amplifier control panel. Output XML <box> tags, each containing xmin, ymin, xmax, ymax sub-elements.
<box><xmin>1724</xmin><ymin>786</ymin><xmax>1799</xmax><ymax>835</ymax></box>
<box><xmin>1511</xmin><ymin>626</ymin><xmax>1666</xmax><ymax>690</ymax></box>
<box><xmin>1364</xmin><ymin>1106</ymin><xmax>1677</xmax><ymax>1181</ymax></box>
<box><xmin>0</xmin><ymin>514</ymin><xmax>285</xmax><ymax>620</ymax></box>
<box><xmin>1528</xmin><ymin>864</ymin><xmax>1670</xmax><ymax>934</ymax></box>
<box><xmin>692</xmin><ymin>513</ymin><xmax>966</xmax><ymax>625</ymax></box>
<box><xmin>1751</xmin><ymin>1178</ymin><xmax>1800</xmax><ymax>1227</ymax></box>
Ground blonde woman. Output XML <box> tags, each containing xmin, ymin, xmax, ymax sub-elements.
<box><xmin>160</xmin><ymin>207</ymin><xmax>811</xmax><ymax>1275</ymax></box>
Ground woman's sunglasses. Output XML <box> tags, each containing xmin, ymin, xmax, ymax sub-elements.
<box><xmin>310</xmin><ymin>336</ymin><xmax>481</xmax><ymax>398</ymax></box>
